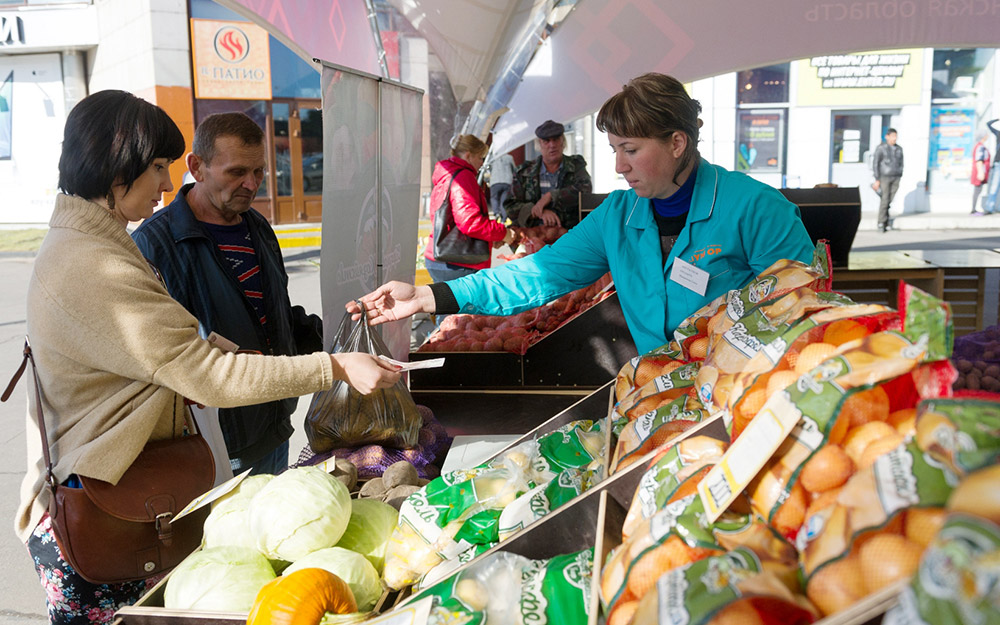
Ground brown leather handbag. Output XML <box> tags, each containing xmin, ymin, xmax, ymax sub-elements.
<box><xmin>3</xmin><ymin>341</ymin><xmax>215</xmax><ymax>585</ymax></box>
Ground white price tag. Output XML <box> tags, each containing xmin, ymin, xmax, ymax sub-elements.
<box><xmin>669</xmin><ymin>257</ymin><xmax>710</xmax><ymax>296</ymax></box>
<box><xmin>379</xmin><ymin>355</ymin><xmax>446</xmax><ymax>371</ymax></box>
<box><xmin>173</xmin><ymin>469</ymin><xmax>252</xmax><ymax>522</ymax></box>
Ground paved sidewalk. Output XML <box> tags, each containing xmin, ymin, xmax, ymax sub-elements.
<box><xmin>860</xmin><ymin>209</ymin><xmax>1000</xmax><ymax>231</ymax></box>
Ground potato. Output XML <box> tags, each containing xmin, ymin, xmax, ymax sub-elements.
<box><xmin>332</xmin><ymin>459</ymin><xmax>358</xmax><ymax>491</ymax></box>
<box><xmin>359</xmin><ymin>477</ymin><xmax>387</xmax><ymax>499</ymax></box>
<box><xmin>385</xmin><ymin>485</ymin><xmax>421</xmax><ymax>510</ymax></box>
<box><xmin>383</xmin><ymin>461</ymin><xmax>420</xmax><ymax>489</ymax></box>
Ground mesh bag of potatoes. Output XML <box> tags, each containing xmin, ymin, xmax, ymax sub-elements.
<box><xmin>382</xmin><ymin>420</ymin><xmax>605</xmax><ymax>589</ymax></box>
<box><xmin>417</xmin><ymin>548</ymin><xmax>594</xmax><ymax>625</ymax></box>
<box><xmin>304</xmin><ymin>311</ymin><xmax>422</xmax><ymax>451</ymax></box>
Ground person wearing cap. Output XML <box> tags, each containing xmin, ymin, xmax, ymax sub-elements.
<box><xmin>347</xmin><ymin>74</ymin><xmax>812</xmax><ymax>355</ymax></box>
<box><xmin>503</xmin><ymin>119</ymin><xmax>592</xmax><ymax>229</ymax></box>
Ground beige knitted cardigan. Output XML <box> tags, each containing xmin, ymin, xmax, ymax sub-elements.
<box><xmin>16</xmin><ymin>194</ymin><xmax>333</xmax><ymax>541</ymax></box>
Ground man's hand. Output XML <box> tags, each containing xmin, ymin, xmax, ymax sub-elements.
<box><xmin>330</xmin><ymin>353</ymin><xmax>401</xmax><ymax>394</ymax></box>
<box><xmin>530</xmin><ymin>192</ymin><xmax>553</xmax><ymax>220</ymax></box>
<box><xmin>345</xmin><ymin>281</ymin><xmax>435</xmax><ymax>325</ymax></box>
<box><xmin>539</xmin><ymin>209</ymin><xmax>562</xmax><ymax>228</ymax></box>
<box><xmin>872</xmin><ymin>180</ymin><xmax>881</xmax><ymax>191</ymax></box>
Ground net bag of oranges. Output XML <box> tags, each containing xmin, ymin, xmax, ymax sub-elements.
<box><xmin>624</xmin><ymin>547</ymin><xmax>818</xmax><ymax>625</ymax></box>
<box><xmin>798</xmin><ymin>394</ymin><xmax>1000</xmax><ymax>617</ymax></box>
<box><xmin>723</xmin><ymin>284</ymin><xmax>955</xmax><ymax>544</ymax></box>
<box><xmin>883</xmin><ymin>460</ymin><xmax>1000</xmax><ymax>625</ymax></box>
<box><xmin>612</xmin><ymin>391</ymin><xmax>711</xmax><ymax>473</ymax></box>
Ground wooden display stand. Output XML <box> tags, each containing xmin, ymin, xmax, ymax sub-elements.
<box><xmin>408</xmin><ymin>292</ymin><xmax>636</xmax><ymax>391</ymax></box>
<box><xmin>408</xmin><ymin>292</ymin><xmax>636</xmax><ymax>437</ymax></box>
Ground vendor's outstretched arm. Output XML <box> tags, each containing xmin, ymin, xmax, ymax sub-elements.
<box><xmin>346</xmin><ymin>281</ymin><xmax>454</xmax><ymax>325</ymax></box>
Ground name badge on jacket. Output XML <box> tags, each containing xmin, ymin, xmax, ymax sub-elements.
<box><xmin>669</xmin><ymin>257</ymin><xmax>709</xmax><ymax>296</ymax></box>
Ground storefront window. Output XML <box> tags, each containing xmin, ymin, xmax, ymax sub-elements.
<box><xmin>272</xmin><ymin>102</ymin><xmax>291</xmax><ymax>197</ymax></box>
<box><xmin>737</xmin><ymin>63</ymin><xmax>790</xmax><ymax>105</ymax></box>
<box><xmin>271</xmin><ymin>44</ymin><xmax>320</xmax><ymax>99</ymax></box>
<box><xmin>932</xmin><ymin>49</ymin><xmax>992</xmax><ymax>100</ymax></box>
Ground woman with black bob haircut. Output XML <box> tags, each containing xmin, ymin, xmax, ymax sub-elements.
<box><xmin>348</xmin><ymin>72</ymin><xmax>814</xmax><ymax>357</ymax></box>
<box><xmin>16</xmin><ymin>90</ymin><xmax>400</xmax><ymax>624</ymax></box>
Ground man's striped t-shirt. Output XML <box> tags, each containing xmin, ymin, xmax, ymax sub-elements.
<box><xmin>201</xmin><ymin>219</ymin><xmax>267</xmax><ymax>328</ymax></box>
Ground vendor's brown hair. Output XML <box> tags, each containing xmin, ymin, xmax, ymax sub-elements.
<box><xmin>450</xmin><ymin>134</ymin><xmax>488</xmax><ymax>160</ymax></box>
<box><xmin>597</xmin><ymin>73</ymin><xmax>702</xmax><ymax>184</ymax></box>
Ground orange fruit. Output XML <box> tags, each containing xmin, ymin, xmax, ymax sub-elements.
<box><xmin>793</xmin><ymin>342</ymin><xmax>838</xmax><ymax>375</ymax></box>
<box><xmin>660</xmin><ymin>360</ymin><xmax>683</xmax><ymax>376</ymax></box>
<box><xmin>608</xmin><ymin>600</ymin><xmax>639</xmax><ymax>625</ymax></box>
<box><xmin>689</xmin><ymin>336</ymin><xmax>709</xmax><ymax>359</ymax></box>
<box><xmin>844</xmin><ymin>421</ymin><xmax>898</xmax><ymax>465</ymax></box>
<box><xmin>799</xmin><ymin>445</ymin><xmax>855</xmax><ymax>493</ymax></box>
<box><xmin>858</xmin><ymin>533</ymin><xmax>922</xmax><ymax>593</ymax></box>
<box><xmin>805</xmin><ymin>487</ymin><xmax>843</xmax><ymax>520</ymax></box>
<box><xmin>827</xmin><ymin>413</ymin><xmax>850</xmax><ymax>447</ymax></box>
<box><xmin>695</xmin><ymin>316</ymin><xmax>709</xmax><ymax>334</ymax></box>
<box><xmin>839</xmin><ymin>386</ymin><xmax>891</xmax><ymax>428</ymax></box>
<box><xmin>782</xmin><ymin>347</ymin><xmax>800</xmax><ymax>372</ymax></box>
<box><xmin>858</xmin><ymin>433</ymin><xmax>906</xmax><ymax>469</ymax></box>
<box><xmin>767</xmin><ymin>370</ymin><xmax>800</xmax><ymax>398</ymax></box>
<box><xmin>807</xmin><ymin>555</ymin><xmax>865</xmax><ymax>616</ymax></box>
<box><xmin>738</xmin><ymin>388</ymin><xmax>768</xmax><ymax>420</ymax></box>
<box><xmin>904</xmin><ymin>507</ymin><xmax>947</xmax><ymax>549</ymax></box>
<box><xmin>822</xmin><ymin>319</ymin><xmax>870</xmax><ymax>346</ymax></box>
<box><xmin>707</xmin><ymin>309</ymin><xmax>727</xmax><ymax>336</ymax></box>
<box><xmin>887</xmin><ymin>408</ymin><xmax>917</xmax><ymax>437</ymax></box>
<box><xmin>771</xmin><ymin>481</ymin><xmax>808</xmax><ymax>538</ymax></box>
<box><xmin>708</xmin><ymin>600</ymin><xmax>765</xmax><ymax>625</ymax></box>
<box><xmin>625</xmin><ymin>536</ymin><xmax>717</xmax><ymax>600</ymax></box>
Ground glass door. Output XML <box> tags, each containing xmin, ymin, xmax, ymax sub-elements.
<box><xmin>271</xmin><ymin>99</ymin><xmax>322</xmax><ymax>224</ymax></box>
<box><xmin>831</xmin><ymin>112</ymin><xmax>894</xmax><ymax>213</ymax></box>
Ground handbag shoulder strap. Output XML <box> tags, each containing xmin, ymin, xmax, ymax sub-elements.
<box><xmin>2</xmin><ymin>340</ymin><xmax>57</xmax><ymax>488</ymax></box>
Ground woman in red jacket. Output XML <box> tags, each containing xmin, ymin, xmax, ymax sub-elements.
<box><xmin>424</xmin><ymin>134</ymin><xmax>515</xmax><ymax>282</ymax></box>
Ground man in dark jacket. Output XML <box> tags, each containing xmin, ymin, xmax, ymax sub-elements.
<box><xmin>872</xmin><ymin>128</ymin><xmax>904</xmax><ymax>232</ymax></box>
<box><xmin>504</xmin><ymin>119</ymin><xmax>592</xmax><ymax>229</ymax></box>
<box><xmin>133</xmin><ymin>113</ymin><xmax>323</xmax><ymax>475</ymax></box>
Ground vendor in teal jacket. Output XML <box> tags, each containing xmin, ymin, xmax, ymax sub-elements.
<box><xmin>348</xmin><ymin>73</ymin><xmax>814</xmax><ymax>354</ymax></box>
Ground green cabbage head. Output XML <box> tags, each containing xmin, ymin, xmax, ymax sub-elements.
<box><xmin>164</xmin><ymin>546</ymin><xmax>275</xmax><ymax>611</ymax></box>
<box><xmin>248</xmin><ymin>466</ymin><xmax>351</xmax><ymax>561</ymax></box>
<box><xmin>335</xmin><ymin>498</ymin><xmax>398</xmax><ymax>574</ymax></box>
<box><xmin>283</xmin><ymin>546</ymin><xmax>383</xmax><ymax>612</ymax></box>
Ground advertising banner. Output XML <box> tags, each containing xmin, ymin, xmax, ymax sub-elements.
<box><xmin>378</xmin><ymin>80</ymin><xmax>424</xmax><ymax>359</ymax></box>
<box><xmin>191</xmin><ymin>18</ymin><xmax>271</xmax><ymax>100</ymax></box>
<box><xmin>320</xmin><ymin>63</ymin><xmax>423</xmax><ymax>360</ymax></box>
<box><xmin>928</xmin><ymin>107</ymin><xmax>975</xmax><ymax>193</ymax></box>
<box><xmin>796</xmin><ymin>49</ymin><xmax>923</xmax><ymax>106</ymax></box>
<box><xmin>736</xmin><ymin>109</ymin><xmax>784</xmax><ymax>173</ymax></box>
<box><xmin>320</xmin><ymin>65</ymin><xmax>379</xmax><ymax>351</ymax></box>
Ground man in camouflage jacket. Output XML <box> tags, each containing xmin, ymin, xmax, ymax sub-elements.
<box><xmin>504</xmin><ymin>119</ymin><xmax>593</xmax><ymax>229</ymax></box>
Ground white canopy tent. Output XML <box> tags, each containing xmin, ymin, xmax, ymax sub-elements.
<box><xmin>220</xmin><ymin>0</ymin><xmax>1000</xmax><ymax>155</ymax></box>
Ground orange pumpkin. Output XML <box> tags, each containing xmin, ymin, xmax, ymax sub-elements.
<box><xmin>247</xmin><ymin>568</ymin><xmax>358</xmax><ymax>625</ymax></box>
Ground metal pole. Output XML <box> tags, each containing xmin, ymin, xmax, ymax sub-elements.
<box><xmin>364</xmin><ymin>0</ymin><xmax>390</xmax><ymax>79</ymax></box>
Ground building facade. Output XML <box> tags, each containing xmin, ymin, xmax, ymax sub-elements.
<box><xmin>586</xmin><ymin>48</ymin><xmax>1000</xmax><ymax>216</ymax></box>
